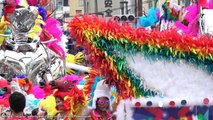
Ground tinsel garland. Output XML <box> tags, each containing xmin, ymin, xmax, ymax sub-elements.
<box><xmin>67</xmin><ymin>15</ymin><xmax>213</xmax><ymax>99</ymax></box>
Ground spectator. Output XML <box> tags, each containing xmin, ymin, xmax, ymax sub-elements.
<box><xmin>7</xmin><ymin>92</ymin><xmax>28</xmax><ymax>120</ymax></box>
<box><xmin>31</xmin><ymin>108</ymin><xmax>46</xmax><ymax>120</ymax></box>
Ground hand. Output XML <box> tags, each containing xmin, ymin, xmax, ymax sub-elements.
<box><xmin>0</xmin><ymin>105</ymin><xmax>2</xmax><ymax>116</ymax></box>
<box><xmin>179</xmin><ymin>7</ymin><xmax>188</xmax><ymax>22</ymax></box>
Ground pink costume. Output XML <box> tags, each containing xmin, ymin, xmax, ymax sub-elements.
<box><xmin>175</xmin><ymin>4</ymin><xmax>199</xmax><ymax>36</ymax></box>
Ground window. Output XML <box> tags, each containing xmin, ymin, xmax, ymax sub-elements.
<box><xmin>64</xmin><ymin>0</ymin><xmax>69</xmax><ymax>6</ymax></box>
<box><xmin>76</xmin><ymin>10</ymin><xmax>82</xmax><ymax>15</ymax></box>
<box><xmin>64</xmin><ymin>13</ymin><xmax>70</xmax><ymax>17</ymax></box>
<box><xmin>56</xmin><ymin>0</ymin><xmax>63</xmax><ymax>11</ymax></box>
<box><xmin>79</xmin><ymin>0</ymin><xmax>84</xmax><ymax>7</ymax></box>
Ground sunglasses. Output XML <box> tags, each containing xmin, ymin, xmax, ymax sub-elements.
<box><xmin>97</xmin><ymin>99</ymin><xmax>110</xmax><ymax>105</ymax></box>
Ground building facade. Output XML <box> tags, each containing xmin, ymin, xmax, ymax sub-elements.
<box><xmin>67</xmin><ymin>0</ymin><xmax>184</xmax><ymax>18</ymax></box>
<box><xmin>58</xmin><ymin>0</ymin><xmax>188</xmax><ymax>27</ymax></box>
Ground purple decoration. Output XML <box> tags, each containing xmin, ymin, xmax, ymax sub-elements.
<box><xmin>146</xmin><ymin>101</ymin><xmax>152</xmax><ymax>106</ymax></box>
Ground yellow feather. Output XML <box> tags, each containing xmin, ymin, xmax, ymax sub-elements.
<box><xmin>66</xmin><ymin>54</ymin><xmax>76</xmax><ymax>63</ymax></box>
<box><xmin>38</xmin><ymin>95</ymin><xmax>59</xmax><ymax>117</ymax></box>
<box><xmin>66</xmin><ymin>52</ymin><xmax>85</xmax><ymax>75</ymax></box>
<box><xmin>27</xmin><ymin>15</ymin><xmax>45</xmax><ymax>39</ymax></box>
<box><xmin>20</xmin><ymin>0</ymin><xmax>28</xmax><ymax>7</ymax></box>
<box><xmin>0</xmin><ymin>21</ymin><xmax>9</xmax><ymax>44</ymax></box>
<box><xmin>35</xmin><ymin>19</ymin><xmax>45</xmax><ymax>25</ymax></box>
<box><xmin>28</xmin><ymin>25</ymin><xmax>42</xmax><ymax>38</ymax></box>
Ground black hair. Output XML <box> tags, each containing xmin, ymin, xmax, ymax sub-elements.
<box><xmin>31</xmin><ymin>108</ymin><xmax>39</xmax><ymax>116</ymax></box>
<box><xmin>9</xmin><ymin>92</ymin><xmax>26</xmax><ymax>113</ymax></box>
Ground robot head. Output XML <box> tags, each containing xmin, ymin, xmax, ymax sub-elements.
<box><xmin>7</xmin><ymin>6</ymin><xmax>38</xmax><ymax>44</ymax></box>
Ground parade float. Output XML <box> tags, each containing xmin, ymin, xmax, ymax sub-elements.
<box><xmin>0</xmin><ymin>0</ymin><xmax>213</xmax><ymax>119</ymax></box>
<box><xmin>0</xmin><ymin>0</ymin><xmax>91</xmax><ymax>118</ymax></box>
<box><xmin>68</xmin><ymin>12</ymin><xmax>213</xmax><ymax>119</ymax></box>
<box><xmin>0</xmin><ymin>4</ymin><xmax>66</xmax><ymax>86</ymax></box>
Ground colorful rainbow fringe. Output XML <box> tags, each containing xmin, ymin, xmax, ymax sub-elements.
<box><xmin>67</xmin><ymin>15</ymin><xmax>213</xmax><ymax>99</ymax></box>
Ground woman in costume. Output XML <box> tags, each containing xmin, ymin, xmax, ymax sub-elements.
<box><xmin>86</xmin><ymin>80</ymin><xmax>115</xmax><ymax>120</ymax></box>
<box><xmin>175</xmin><ymin>0</ymin><xmax>200</xmax><ymax>36</ymax></box>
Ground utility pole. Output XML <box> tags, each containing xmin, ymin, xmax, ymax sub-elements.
<box><xmin>120</xmin><ymin>1</ymin><xmax>128</xmax><ymax>15</ymax></box>
<box><xmin>84</xmin><ymin>0</ymin><xmax>87</xmax><ymax>14</ymax></box>
<box><xmin>184</xmin><ymin>0</ymin><xmax>190</xmax><ymax>6</ymax></box>
<box><xmin>94</xmin><ymin>0</ymin><xmax>98</xmax><ymax>16</ymax></box>
<box><xmin>138</xmin><ymin>0</ymin><xmax>143</xmax><ymax>17</ymax></box>
<box><xmin>135</xmin><ymin>0</ymin><xmax>137</xmax><ymax>17</ymax></box>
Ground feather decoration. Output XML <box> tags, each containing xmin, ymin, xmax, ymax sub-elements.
<box><xmin>44</xmin><ymin>18</ymin><xmax>62</xmax><ymax>42</ymax></box>
<box><xmin>0</xmin><ymin>20</ymin><xmax>9</xmax><ymax>44</ymax></box>
<box><xmin>66</xmin><ymin>52</ymin><xmax>84</xmax><ymax>74</ymax></box>
<box><xmin>6</xmin><ymin>0</ymin><xmax>20</xmax><ymax>6</ymax></box>
<box><xmin>62</xmin><ymin>74</ymin><xmax>83</xmax><ymax>85</ymax></box>
<box><xmin>53</xmin><ymin>86</ymin><xmax>87</xmax><ymax>118</ymax></box>
<box><xmin>161</xmin><ymin>1</ymin><xmax>180</xmax><ymax>21</ymax></box>
<box><xmin>25</xmin><ymin>94</ymin><xmax>41</xmax><ymax>114</ymax></box>
<box><xmin>20</xmin><ymin>0</ymin><xmax>28</xmax><ymax>6</ymax></box>
<box><xmin>40</xmin><ymin>18</ymin><xmax>65</xmax><ymax>58</ymax></box>
<box><xmin>28</xmin><ymin>15</ymin><xmax>45</xmax><ymax>39</ymax></box>
<box><xmin>208</xmin><ymin>0</ymin><xmax>213</xmax><ymax>9</ymax></box>
<box><xmin>197</xmin><ymin>0</ymin><xmax>207</xmax><ymax>7</ymax></box>
<box><xmin>83</xmin><ymin>69</ymin><xmax>102</xmax><ymax>106</ymax></box>
<box><xmin>38</xmin><ymin>6</ymin><xmax>47</xmax><ymax>20</ymax></box>
<box><xmin>67</xmin><ymin>15</ymin><xmax>213</xmax><ymax>100</ymax></box>
<box><xmin>83</xmin><ymin>69</ymin><xmax>101</xmax><ymax>97</ymax></box>
<box><xmin>39</xmin><ymin>95</ymin><xmax>59</xmax><ymax>117</ymax></box>
<box><xmin>39</xmin><ymin>0</ymin><xmax>49</xmax><ymax>6</ymax></box>
<box><xmin>27</xmin><ymin>0</ymin><xmax>39</xmax><ymax>6</ymax></box>
<box><xmin>0</xmin><ymin>95</ymin><xmax>9</xmax><ymax>107</ymax></box>
<box><xmin>49</xmin><ymin>42</ymin><xmax>65</xmax><ymax>58</ymax></box>
<box><xmin>3</xmin><ymin>5</ymin><xmax>16</xmax><ymax>21</ymax></box>
<box><xmin>32</xmin><ymin>85</ymin><xmax>45</xmax><ymax>99</ymax></box>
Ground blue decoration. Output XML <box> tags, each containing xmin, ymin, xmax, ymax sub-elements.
<box><xmin>146</xmin><ymin>101</ymin><xmax>153</xmax><ymax>106</ymax></box>
<box><xmin>38</xmin><ymin>6</ymin><xmax>46</xmax><ymax>20</ymax></box>
<box><xmin>4</xmin><ymin>28</ymin><xmax>11</xmax><ymax>34</ymax></box>
<box><xmin>89</xmin><ymin>76</ymin><xmax>102</xmax><ymax>106</ymax></box>
<box><xmin>137</xmin><ymin>7</ymin><xmax>160</xmax><ymax>28</ymax></box>
<box><xmin>78</xmin><ymin>80</ymin><xmax>86</xmax><ymax>85</ymax></box>
<box><xmin>181</xmin><ymin>100</ymin><xmax>187</xmax><ymax>106</ymax></box>
<box><xmin>0</xmin><ymin>89</ymin><xmax>5</xmax><ymax>96</ymax></box>
<box><xmin>15</xmin><ymin>74</ymin><xmax>26</xmax><ymax>78</ymax></box>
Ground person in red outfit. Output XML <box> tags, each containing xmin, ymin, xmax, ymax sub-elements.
<box><xmin>86</xmin><ymin>80</ymin><xmax>116</xmax><ymax>120</ymax></box>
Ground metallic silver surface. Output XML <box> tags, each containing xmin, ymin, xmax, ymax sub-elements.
<box><xmin>0</xmin><ymin>6</ymin><xmax>66</xmax><ymax>85</ymax></box>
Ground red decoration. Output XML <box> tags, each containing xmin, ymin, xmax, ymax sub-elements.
<box><xmin>135</xmin><ymin>102</ymin><xmax>141</xmax><ymax>107</ymax></box>
<box><xmin>178</xmin><ymin>106</ymin><xmax>190</xmax><ymax>117</ymax></box>
<box><xmin>169</xmin><ymin>101</ymin><xmax>175</xmax><ymax>107</ymax></box>
<box><xmin>198</xmin><ymin>0</ymin><xmax>207</xmax><ymax>8</ymax></box>
<box><xmin>203</xmin><ymin>98</ymin><xmax>209</xmax><ymax>104</ymax></box>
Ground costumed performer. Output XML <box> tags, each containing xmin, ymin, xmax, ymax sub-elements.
<box><xmin>86</xmin><ymin>80</ymin><xmax>116</xmax><ymax>120</ymax></box>
<box><xmin>175</xmin><ymin>0</ymin><xmax>200</xmax><ymax>36</ymax></box>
